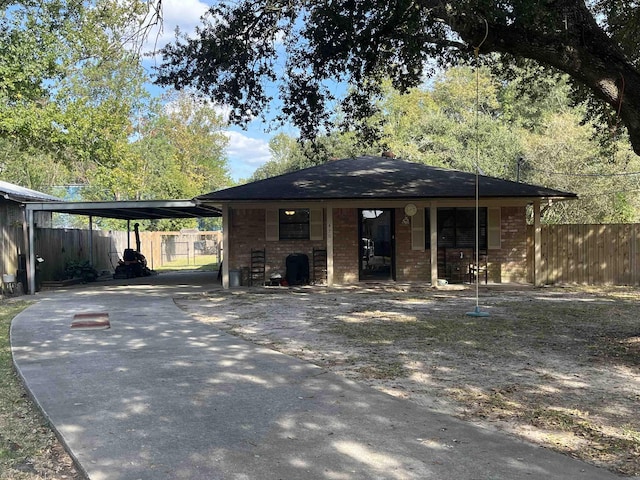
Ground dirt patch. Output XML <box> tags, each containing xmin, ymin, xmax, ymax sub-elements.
<box><xmin>176</xmin><ymin>283</ymin><xmax>640</xmax><ymax>477</ymax></box>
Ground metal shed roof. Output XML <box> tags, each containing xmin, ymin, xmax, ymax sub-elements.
<box><xmin>0</xmin><ymin>180</ymin><xmax>62</xmax><ymax>203</ymax></box>
<box><xmin>24</xmin><ymin>199</ymin><xmax>222</xmax><ymax>220</ymax></box>
<box><xmin>196</xmin><ymin>156</ymin><xmax>577</xmax><ymax>202</ymax></box>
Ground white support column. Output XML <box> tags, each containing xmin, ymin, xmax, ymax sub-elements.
<box><xmin>222</xmin><ymin>204</ymin><xmax>230</xmax><ymax>289</ymax></box>
<box><xmin>326</xmin><ymin>206</ymin><xmax>334</xmax><ymax>286</ymax></box>
<box><xmin>534</xmin><ymin>199</ymin><xmax>542</xmax><ymax>286</ymax></box>
<box><xmin>430</xmin><ymin>205</ymin><xmax>438</xmax><ymax>286</ymax></box>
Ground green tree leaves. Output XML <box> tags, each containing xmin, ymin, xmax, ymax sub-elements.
<box><xmin>132</xmin><ymin>92</ymin><xmax>231</xmax><ymax>199</ymax></box>
<box><xmin>155</xmin><ymin>0</ymin><xmax>640</xmax><ymax>156</ymax></box>
<box><xmin>0</xmin><ymin>0</ymin><xmax>232</xmax><ymax>231</ymax></box>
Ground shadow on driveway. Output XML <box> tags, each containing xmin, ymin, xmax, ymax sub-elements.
<box><xmin>10</xmin><ymin>272</ymin><xmax>623</xmax><ymax>479</ymax></box>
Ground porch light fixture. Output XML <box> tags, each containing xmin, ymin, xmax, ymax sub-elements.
<box><xmin>284</xmin><ymin>210</ymin><xmax>296</xmax><ymax>216</ymax></box>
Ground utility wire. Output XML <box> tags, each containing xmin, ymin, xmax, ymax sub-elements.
<box><xmin>530</xmin><ymin>168</ymin><xmax>640</xmax><ymax>177</ymax></box>
<box><xmin>574</xmin><ymin>187</ymin><xmax>640</xmax><ymax>196</ymax></box>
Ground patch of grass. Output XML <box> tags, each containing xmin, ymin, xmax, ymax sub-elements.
<box><xmin>590</xmin><ymin>334</ymin><xmax>640</xmax><ymax>365</ymax></box>
<box><xmin>355</xmin><ymin>360</ymin><xmax>407</xmax><ymax>380</ymax></box>
<box><xmin>0</xmin><ymin>300</ymin><xmax>81</xmax><ymax>479</ymax></box>
<box><xmin>449</xmin><ymin>384</ymin><xmax>640</xmax><ymax>475</ymax></box>
<box><xmin>329</xmin><ymin>309</ymin><xmax>518</xmax><ymax>352</ymax></box>
<box><xmin>154</xmin><ymin>257</ymin><xmax>219</xmax><ymax>271</ymax></box>
<box><xmin>329</xmin><ymin>316</ymin><xmax>428</xmax><ymax>343</ymax></box>
<box><xmin>447</xmin><ymin>386</ymin><xmax>522</xmax><ymax>417</ymax></box>
<box><xmin>317</xmin><ymin>355</ymin><xmax>360</xmax><ymax>368</ymax></box>
<box><xmin>526</xmin><ymin>407</ymin><xmax>586</xmax><ymax>430</ymax></box>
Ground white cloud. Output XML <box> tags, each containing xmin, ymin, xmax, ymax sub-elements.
<box><xmin>224</xmin><ymin>131</ymin><xmax>272</xmax><ymax>180</ymax></box>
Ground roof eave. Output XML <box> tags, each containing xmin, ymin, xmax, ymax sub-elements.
<box><xmin>198</xmin><ymin>193</ymin><xmax>578</xmax><ymax>204</ymax></box>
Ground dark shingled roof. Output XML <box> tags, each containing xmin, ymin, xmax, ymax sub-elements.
<box><xmin>197</xmin><ymin>156</ymin><xmax>576</xmax><ymax>202</ymax></box>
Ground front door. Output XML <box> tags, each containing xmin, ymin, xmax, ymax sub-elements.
<box><xmin>359</xmin><ymin>209</ymin><xmax>395</xmax><ymax>281</ymax></box>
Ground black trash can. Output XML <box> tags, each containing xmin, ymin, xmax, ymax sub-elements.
<box><xmin>17</xmin><ymin>253</ymin><xmax>27</xmax><ymax>293</ymax></box>
<box><xmin>286</xmin><ymin>253</ymin><xmax>309</xmax><ymax>286</ymax></box>
<box><xmin>16</xmin><ymin>253</ymin><xmax>43</xmax><ymax>293</ymax></box>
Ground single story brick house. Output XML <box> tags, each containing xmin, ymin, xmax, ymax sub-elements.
<box><xmin>195</xmin><ymin>156</ymin><xmax>576</xmax><ymax>288</ymax></box>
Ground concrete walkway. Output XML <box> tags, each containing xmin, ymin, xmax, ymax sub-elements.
<box><xmin>11</xmin><ymin>272</ymin><xmax>625</xmax><ymax>479</ymax></box>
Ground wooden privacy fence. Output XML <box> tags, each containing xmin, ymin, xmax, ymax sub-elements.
<box><xmin>109</xmin><ymin>230</ymin><xmax>222</xmax><ymax>271</ymax></box>
<box><xmin>527</xmin><ymin>224</ymin><xmax>640</xmax><ymax>286</ymax></box>
<box><xmin>33</xmin><ymin>229</ymin><xmax>222</xmax><ymax>281</ymax></box>
<box><xmin>35</xmin><ymin>228</ymin><xmax>114</xmax><ymax>281</ymax></box>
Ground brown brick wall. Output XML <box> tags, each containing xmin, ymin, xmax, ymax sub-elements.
<box><xmin>489</xmin><ymin>206</ymin><xmax>528</xmax><ymax>282</ymax></box>
<box><xmin>228</xmin><ymin>208</ymin><xmax>265</xmax><ymax>273</ymax></box>
<box><xmin>394</xmin><ymin>209</ymin><xmax>431</xmax><ymax>282</ymax></box>
<box><xmin>332</xmin><ymin>208</ymin><xmax>359</xmax><ymax>284</ymax></box>
<box><xmin>228</xmin><ymin>208</ymin><xmax>326</xmax><ymax>284</ymax></box>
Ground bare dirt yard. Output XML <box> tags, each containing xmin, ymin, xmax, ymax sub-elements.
<box><xmin>176</xmin><ymin>283</ymin><xmax>640</xmax><ymax>477</ymax></box>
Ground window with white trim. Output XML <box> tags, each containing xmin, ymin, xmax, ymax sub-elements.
<box><xmin>266</xmin><ymin>208</ymin><xmax>324</xmax><ymax>241</ymax></box>
<box><xmin>425</xmin><ymin>207</ymin><xmax>488</xmax><ymax>249</ymax></box>
<box><xmin>279</xmin><ymin>209</ymin><xmax>310</xmax><ymax>240</ymax></box>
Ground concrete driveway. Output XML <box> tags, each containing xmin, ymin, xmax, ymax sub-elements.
<box><xmin>10</xmin><ymin>272</ymin><xmax>625</xmax><ymax>479</ymax></box>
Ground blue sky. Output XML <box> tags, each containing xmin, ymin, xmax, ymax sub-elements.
<box><xmin>142</xmin><ymin>0</ymin><xmax>299</xmax><ymax>181</ymax></box>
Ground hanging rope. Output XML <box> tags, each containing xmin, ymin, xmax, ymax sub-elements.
<box><xmin>473</xmin><ymin>19</ymin><xmax>488</xmax><ymax>312</ymax></box>
<box><xmin>473</xmin><ymin>18</ymin><xmax>489</xmax><ymax>167</ymax></box>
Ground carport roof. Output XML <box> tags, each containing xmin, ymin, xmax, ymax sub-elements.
<box><xmin>196</xmin><ymin>156</ymin><xmax>577</xmax><ymax>202</ymax></box>
<box><xmin>24</xmin><ymin>199</ymin><xmax>221</xmax><ymax>220</ymax></box>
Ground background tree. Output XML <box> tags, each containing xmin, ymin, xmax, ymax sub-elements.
<box><xmin>249</xmin><ymin>64</ymin><xmax>640</xmax><ymax>223</ymax></box>
<box><xmin>0</xmin><ymin>0</ymin><xmax>233</xmax><ymax>231</ymax></box>
<box><xmin>381</xmin><ymin>66</ymin><xmax>640</xmax><ymax>223</ymax></box>
<box><xmin>84</xmin><ymin>91</ymin><xmax>231</xmax><ymax>231</ymax></box>
<box><xmin>251</xmin><ymin>131</ymin><xmax>375</xmax><ymax>181</ymax></box>
<box><xmin>0</xmin><ymin>138</ymin><xmax>72</xmax><ymax>190</ymax></box>
<box><xmin>376</xmin><ymin>69</ymin><xmax>522</xmax><ymax>177</ymax></box>
<box><xmin>0</xmin><ymin>0</ymin><xmax>153</xmax><ymax>191</ymax></box>
<box><xmin>0</xmin><ymin>0</ymin><xmax>82</xmax><ymax>188</ymax></box>
<box><xmin>522</xmin><ymin>113</ymin><xmax>640</xmax><ymax>223</ymax></box>
<box><xmin>156</xmin><ymin>0</ymin><xmax>640</xmax><ymax>157</ymax></box>
<box><xmin>132</xmin><ymin>92</ymin><xmax>231</xmax><ymax>198</ymax></box>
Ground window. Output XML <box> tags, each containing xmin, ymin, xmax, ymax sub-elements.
<box><xmin>279</xmin><ymin>209</ymin><xmax>310</xmax><ymax>240</ymax></box>
<box><xmin>266</xmin><ymin>208</ymin><xmax>323</xmax><ymax>241</ymax></box>
<box><xmin>426</xmin><ymin>207</ymin><xmax>487</xmax><ymax>248</ymax></box>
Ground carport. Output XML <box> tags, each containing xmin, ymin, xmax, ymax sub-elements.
<box><xmin>23</xmin><ymin>199</ymin><xmax>222</xmax><ymax>294</ymax></box>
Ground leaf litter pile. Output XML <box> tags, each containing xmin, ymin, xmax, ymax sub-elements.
<box><xmin>177</xmin><ymin>284</ymin><xmax>640</xmax><ymax>476</ymax></box>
